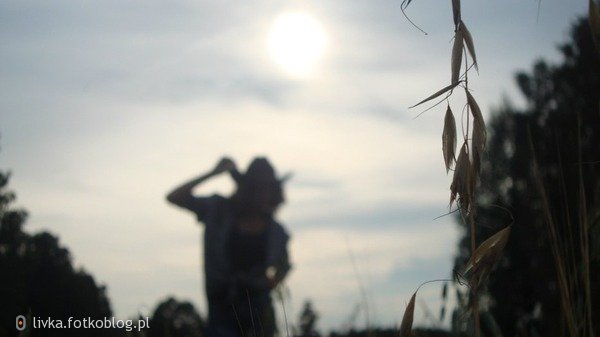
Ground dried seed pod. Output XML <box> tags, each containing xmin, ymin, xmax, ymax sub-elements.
<box><xmin>451</xmin><ymin>26</ymin><xmax>464</xmax><ymax>84</ymax></box>
<box><xmin>472</xmin><ymin>152</ymin><xmax>483</xmax><ymax>182</ymax></box>
<box><xmin>442</xmin><ymin>105</ymin><xmax>457</xmax><ymax>173</ymax></box>
<box><xmin>442</xmin><ymin>282</ymin><xmax>448</xmax><ymax>300</ymax></box>
<box><xmin>452</xmin><ymin>0</ymin><xmax>461</xmax><ymax>28</ymax></box>
<box><xmin>466</xmin><ymin>90</ymin><xmax>487</xmax><ymax>174</ymax></box>
<box><xmin>410</xmin><ymin>82</ymin><xmax>460</xmax><ymax>108</ymax></box>
<box><xmin>399</xmin><ymin>292</ymin><xmax>417</xmax><ymax>337</ymax></box>
<box><xmin>463</xmin><ymin>226</ymin><xmax>512</xmax><ymax>289</ymax></box>
<box><xmin>466</xmin><ymin>90</ymin><xmax>484</xmax><ymax>129</ymax></box>
<box><xmin>450</xmin><ymin>142</ymin><xmax>472</xmax><ymax>214</ymax></box>
<box><xmin>461</xmin><ymin>21</ymin><xmax>478</xmax><ymax>71</ymax></box>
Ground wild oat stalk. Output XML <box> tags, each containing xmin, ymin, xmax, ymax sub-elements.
<box><xmin>398</xmin><ymin>1</ymin><xmax>511</xmax><ymax>336</ymax></box>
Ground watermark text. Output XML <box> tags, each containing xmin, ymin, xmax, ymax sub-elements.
<box><xmin>16</xmin><ymin>316</ymin><xmax>149</xmax><ymax>332</ymax></box>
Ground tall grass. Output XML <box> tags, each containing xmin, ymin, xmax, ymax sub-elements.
<box><xmin>386</xmin><ymin>2</ymin><xmax>600</xmax><ymax>336</ymax></box>
<box><xmin>530</xmin><ymin>120</ymin><xmax>595</xmax><ymax>337</ymax></box>
<box><xmin>397</xmin><ymin>1</ymin><xmax>511</xmax><ymax>336</ymax></box>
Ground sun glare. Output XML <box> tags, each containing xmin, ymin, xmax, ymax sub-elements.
<box><xmin>267</xmin><ymin>11</ymin><xmax>326</xmax><ymax>78</ymax></box>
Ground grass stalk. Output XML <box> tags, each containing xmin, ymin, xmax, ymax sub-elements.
<box><xmin>464</xmin><ymin>44</ymin><xmax>480</xmax><ymax>337</ymax></box>
<box><xmin>577</xmin><ymin>114</ymin><xmax>594</xmax><ymax>337</ymax></box>
<box><xmin>346</xmin><ymin>238</ymin><xmax>371</xmax><ymax>333</ymax></box>
<box><xmin>529</xmin><ymin>129</ymin><xmax>578</xmax><ymax>337</ymax></box>
<box><xmin>556</xmin><ymin>137</ymin><xmax>579</xmax><ymax>300</ymax></box>
<box><xmin>468</xmin><ymin>210</ymin><xmax>480</xmax><ymax>337</ymax></box>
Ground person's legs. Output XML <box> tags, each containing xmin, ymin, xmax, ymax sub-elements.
<box><xmin>254</xmin><ymin>298</ymin><xmax>276</xmax><ymax>337</ymax></box>
<box><xmin>207</xmin><ymin>299</ymin><xmax>242</xmax><ymax>337</ymax></box>
<box><xmin>207</xmin><ymin>290</ymin><xmax>276</xmax><ymax>337</ymax></box>
<box><xmin>234</xmin><ymin>291</ymin><xmax>276</xmax><ymax>337</ymax></box>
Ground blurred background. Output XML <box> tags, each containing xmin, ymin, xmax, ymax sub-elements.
<box><xmin>0</xmin><ymin>1</ymin><xmax>596</xmax><ymax>336</ymax></box>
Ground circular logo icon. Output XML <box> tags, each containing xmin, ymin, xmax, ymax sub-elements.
<box><xmin>16</xmin><ymin>315</ymin><xmax>26</xmax><ymax>331</ymax></box>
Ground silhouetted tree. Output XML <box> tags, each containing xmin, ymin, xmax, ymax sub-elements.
<box><xmin>0</xmin><ymin>169</ymin><xmax>117</xmax><ymax>337</ymax></box>
<box><xmin>146</xmin><ymin>297</ymin><xmax>204</xmax><ymax>337</ymax></box>
<box><xmin>453</xmin><ymin>17</ymin><xmax>600</xmax><ymax>337</ymax></box>
<box><xmin>296</xmin><ymin>300</ymin><xmax>320</xmax><ymax>337</ymax></box>
<box><xmin>328</xmin><ymin>327</ymin><xmax>451</xmax><ymax>337</ymax></box>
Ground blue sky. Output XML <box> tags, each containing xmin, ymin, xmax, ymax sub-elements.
<box><xmin>0</xmin><ymin>0</ymin><xmax>589</xmax><ymax>332</ymax></box>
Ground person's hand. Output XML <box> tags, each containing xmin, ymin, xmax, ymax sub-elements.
<box><xmin>213</xmin><ymin>157</ymin><xmax>236</xmax><ymax>175</ymax></box>
<box><xmin>265</xmin><ymin>266</ymin><xmax>279</xmax><ymax>289</ymax></box>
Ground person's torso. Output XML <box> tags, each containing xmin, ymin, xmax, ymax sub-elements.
<box><xmin>229</xmin><ymin>223</ymin><xmax>269</xmax><ymax>272</ymax></box>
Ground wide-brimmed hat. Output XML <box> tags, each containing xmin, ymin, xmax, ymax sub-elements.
<box><xmin>232</xmin><ymin>157</ymin><xmax>291</xmax><ymax>186</ymax></box>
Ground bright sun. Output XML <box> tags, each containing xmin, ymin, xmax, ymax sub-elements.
<box><xmin>267</xmin><ymin>11</ymin><xmax>327</xmax><ymax>78</ymax></box>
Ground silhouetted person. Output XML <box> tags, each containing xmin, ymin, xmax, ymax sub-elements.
<box><xmin>167</xmin><ymin>157</ymin><xmax>291</xmax><ymax>337</ymax></box>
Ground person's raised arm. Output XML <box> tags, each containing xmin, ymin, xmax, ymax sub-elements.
<box><xmin>166</xmin><ymin>157</ymin><xmax>237</xmax><ymax>209</ymax></box>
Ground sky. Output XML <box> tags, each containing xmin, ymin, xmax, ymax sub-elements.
<box><xmin>0</xmin><ymin>0</ymin><xmax>589</xmax><ymax>333</ymax></box>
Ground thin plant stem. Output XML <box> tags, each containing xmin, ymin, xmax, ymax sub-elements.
<box><xmin>469</xmin><ymin>213</ymin><xmax>479</xmax><ymax>337</ymax></box>
<box><xmin>464</xmin><ymin>51</ymin><xmax>471</xmax><ymax>145</ymax></box>
<box><xmin>231</xmin><ymin>303</ymin><xmax>246</xmax><ymax>337</ymax></box>
<box><xmin>464</xmin><ymin>39</ymin><xmax>480</xmax><ymax>337</ymax></box>
<box><xmin>529</xmin><ymin>128</ymin><xmax>578</xmax><ymax>337</ymax></box>
<box><xmin>277</xmin><ymin>287</ymin><xmax>291</xmax><ymax>337</ymax></box>
<box><xmin>346</xmin><ymin>237</ymin><xmax>371</xmax><ymax>332</ymax></box>
<box><xmin>400</xmin><ymin>0</ymin><xmax>428</xmax><ymax>35</ymax></box>
<box><xmin>556</xmin><ymin>136</ymin><xmax>579</xmax><ymax>302</ymax></box>
<box><xmin>246</xmin><ymin>289</ymin><xmax>257</xmax><ymax>336</ymax></box>
<box><xmin>577</xmin><ymin>113</ymin><xmax>594</xmax><ymax>337</ymax></box>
